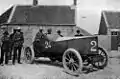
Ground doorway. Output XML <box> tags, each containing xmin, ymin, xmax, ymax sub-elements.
<box><xmin>111</xmin><ymin>31</ymin><xmax>118</xmax><ymax>50</ymax></box>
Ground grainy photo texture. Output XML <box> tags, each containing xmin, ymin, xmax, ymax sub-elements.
<box><xmin>0</xmin><ymin>0</ymin><xmax>120</xmax><ymax>79</ymax></box>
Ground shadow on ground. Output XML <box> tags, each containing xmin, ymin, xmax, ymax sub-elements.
<box><xmin>33</xmin><ymin>59</ymin><xmax>63</xmax><ymax>68</ymax></box>
<box><xmin>33</xmin><ymin>59</ymin><xmax>100</xmax><ymax>76</ymax></box>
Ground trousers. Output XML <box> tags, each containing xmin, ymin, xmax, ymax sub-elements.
<box><xmin>0</xmin><ymin>48</ymin><xmax>9</xmax><ymax>64</ymax></box>
<box><xmin>12</xmin><ymin>46</ymin><xmax>22</xmax><ymax>64</ymax></box>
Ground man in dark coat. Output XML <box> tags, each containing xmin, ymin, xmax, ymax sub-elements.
<box><xmin>12</xmin><ymin>27</ymin><xmax>24</xmax><ymax>65</ymax></box>
<box><xmin>0</xmin><ymin>31</ymin><xmax>10</xmax><ymax>66</ymax></box>
<box><xmin>34</xmin><ymin>28</ymin><xmax>48</xmax><ymax>53</ymax></box>
<box><xmin>9</xmin><ymin>29</ymin><xmax>17</xmax><ymax>60</ymax></box>
<box><xmin>74</xmin><ymin>30</ymin><xmax>83</xmax><ymax>36</ymax></box>
<box><xmin>34</xmin><ymin>29</ymin><xmax>45</xmax><ymax>41</ymax></box>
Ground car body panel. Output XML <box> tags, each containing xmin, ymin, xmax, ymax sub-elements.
<box><xmin>33</xmin><ymin>36</ymin><xmax>98</xmax><ymax>57</ymax></box>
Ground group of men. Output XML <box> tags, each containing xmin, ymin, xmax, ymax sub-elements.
<box><xmin>0</xmin><ymin>27</ymin><xmax>24</xmax><ymax>66</ymax></box>
<box><xmin>0</xmin><ymin>27</ymin><xmax>83</xmax><ymax>66</ymax></box>
<box><xmin>34</xmin><ymin>28</ymin><xmax>64</xmax><ymax>42</ymax></box>
<box><xmin>34</xmin><ymin>28</ymin><xmax>83</xmax><ymax>43</ymax></box>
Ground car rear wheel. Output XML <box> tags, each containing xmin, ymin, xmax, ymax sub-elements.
<box><xmin>92</xmin><ymin>47</ymin><xmax>108</xmax><ymax>69</ymax></box>
<box><xmin>23</xmin><ymin>46</ymin><xmax>35</xmax><ymax>64</ymax></box>
<box><xmin>63</xmin><ymin>48</ymin><xmax>83</xmax><ymax>76</ymax></box>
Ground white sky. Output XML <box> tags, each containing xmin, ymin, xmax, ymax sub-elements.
<box><xmin>0</xmin><ymin>0</ymin><xmax>120</xmax><ymax>34</ymax></box>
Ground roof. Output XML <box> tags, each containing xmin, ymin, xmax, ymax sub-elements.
<box><xmin>102</xmin><ymin>11</ymin><xmax>120</xmax><ymax>29</ymax></box>
<box><xmin>0</xmin><ymin>5</ymin><xmax>75</xmax><ymax>26</ymax></box>
<box><xmin>98</xmin><ymin>11</ymin><xmax>108</xmax><ymax>35</ymax></box>
<box><xmin>99</xmin><ymin>11</ymin><xmax>120</xmax><ymax>35</ymax></box>
<box><xmin>0</xmin><ymin>6</ymin><xmax>13</xmax><ymax>25</ymax></box>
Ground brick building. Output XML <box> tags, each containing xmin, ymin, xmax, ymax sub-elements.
<box><xmin>99</xmin><ymin>11</ymin><xmax>120</xmax><ymax>50</ymax></box>
<box><xmin>0</xmin><ymin>4</ymin><xmax>91</xmax><ymax>46</ymax></box>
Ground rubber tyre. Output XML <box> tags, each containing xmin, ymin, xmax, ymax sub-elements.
<box><xmin>92</xmin><ymin>47</ymin><xmax>108</xmax><ymax>69</ymax></box>
<box><xmin>63</xmin><ymin>48</ymin><xmax>83</xmax><ymax>76</ymax></box>
<box><xmin>23</xmin><ymin>45</ymin><xmax>35</xmax><ymax>64</ymax></box>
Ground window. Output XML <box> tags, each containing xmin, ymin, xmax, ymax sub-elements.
<box><xmin>111</xmin><ymin>31</ymin><xmax>118</xmax><ymax>35</ymax></box>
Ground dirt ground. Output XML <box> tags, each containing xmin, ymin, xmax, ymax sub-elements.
<box><xmin>0</xmin><ymin>51</ymin><xmax>120</xmax><ymax>79</ymax></box>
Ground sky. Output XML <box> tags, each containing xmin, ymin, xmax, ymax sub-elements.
<box><xmin>0</xmin><ymin>0</ymin><xmax>120</xmax><ymax>34</ymax></box>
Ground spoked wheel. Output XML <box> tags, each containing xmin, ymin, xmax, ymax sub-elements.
<box><xmin>92</xmin><ymin>47</ymin><xmax>108</xmax><ymax>69</ymax></box>
<box><xmin>24</xmin><ymin>46</ymin><xmax>35</xmax><ymax>64</ymax></box>
<box><xmin>63</xmin><ymin>48</ymin><xmax>83</xmax><ymax>76</ymax></box>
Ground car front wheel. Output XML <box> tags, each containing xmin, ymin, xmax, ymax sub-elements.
<box><xmin>23</xmin><ymin>46</ymin><xmax>35</xmax><ymax>64</ymax></box>
<box><xmin>63</xmin><ymin>48</ymin><xmax>83</xmax><ymax>76</ymax></box>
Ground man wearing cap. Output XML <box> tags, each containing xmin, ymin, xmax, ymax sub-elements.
<box><xmin>34</xmin><ymin>28</ymin><xmax>45</xmax><ymax>41</ymax></box>
<box><xmin>34</xmin><ymin>28</ymin><xmax>49</xmax><ymax>52</ymax></box>
<box><xmin>57</xmin><ymin>30</ymin><xmax>63</xmax><ymax>37</ymax></box>
<box><xmin>74</xmin><ymin>30</ymin><xmax>83</xmax><ymax>36</ymax></box>
<box><xmin>12</xmin><ymin>27</ymin><xmax>24</xmax><ymax>65</ymax></box>
<box><xmin>0</xmin><ymin>31</ymin><xmax>10</xmax><ymax>66</ymax></box>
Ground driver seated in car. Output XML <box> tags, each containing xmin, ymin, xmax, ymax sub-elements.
<box><xmin>57</xmin><ymin>30</ymin><xmax>63</xmax><ymax>37</ymax></box>
<box><xmin>46</xmin><ymin>29</ymin><xmax>55</xmax><ymax>41</ymax></box>
<box><xmin>74</xmin><ymin>30</ymin><xmax>83</xmax><ymax>37</ymax></box>
<box><xmin>34</xmin><ymin>28</ymin><xmax>47</xmax><ymax>41</ymax></box>
<box><xmin>34</xmin><ymin>28</ymin><xmax>48</xmax><ymax>52</ymax></box>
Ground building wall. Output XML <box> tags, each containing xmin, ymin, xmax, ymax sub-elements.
<box><xmin>97</xmin><ymin>35</ymin><xmax>111</xmax><ymax>51</ymax></box>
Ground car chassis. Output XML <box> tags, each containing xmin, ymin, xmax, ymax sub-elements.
<box><xmin>23</xmin><ymin>36</ymin><xmax>108</xmax><ymax>75</ymax></box>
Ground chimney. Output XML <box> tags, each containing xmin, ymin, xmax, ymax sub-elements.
<box><xmin>73</xmin><ymin>0</ymin><xmax>77</xmax><ymax>6</ymax></box>
<box><xmin>33</xmin><ymin>0</ymin><xmax>38</xmax><ymax>6</ymax></box>
<box><xmin>73</xmin><ymin>0</ymin><xmax>77</xmax><ymax>26</ymax></box>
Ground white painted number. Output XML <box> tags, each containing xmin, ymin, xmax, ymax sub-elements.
<box><xmin>45</xmin><ymin>41</ymin><xmax>51</xmax><ymax>48</ymax></box>
<box><xmin>90</xmin><ymin>41</ymin><xmax>97</xmax><ymax>52</ymax></box>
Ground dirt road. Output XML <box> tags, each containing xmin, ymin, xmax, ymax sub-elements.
<box><xmin>0</xmin><ymin>51</ymin><xmax>120</xmax><ymax>79</ymax></box>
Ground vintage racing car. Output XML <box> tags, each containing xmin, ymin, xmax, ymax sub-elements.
<box><xmin>23</xmin><ymin>36</ymin><xmax>108</xmax><ymax>75</ymax></box>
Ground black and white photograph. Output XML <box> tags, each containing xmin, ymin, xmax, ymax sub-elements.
<box><xmin>0</xmin><ymin>0</ymin><xmax>120</xmax><ymax>79</ymax></box>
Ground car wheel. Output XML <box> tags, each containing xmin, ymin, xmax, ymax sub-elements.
<box><xmin>63</xmin><ymin>48</ymin><xmax>83</xmax><ymax>76</ymax></box>
<box><xmin>92</xmin><ymin>47</ymin><xmax>108</xmax><ymax>69</ymax></box>
<box><xmin>24</xmin><ymin>46</ymin><xmax>35</xmax><ymax>64</ymax></box>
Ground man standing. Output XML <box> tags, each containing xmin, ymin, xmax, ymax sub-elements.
<box><xmin>0</xmin><ymin>31</ymin><xmax>10</xmax><ymax>66</ymax></box>
<box><xmin>12</xmin><ymin>27</ymin><xmax>24</xmax><ymax>65</ymax></box>
<box><xmin>9</xmin><ymin>29</ymin><xmax>16</xmax><ymax>60</ymax></box>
